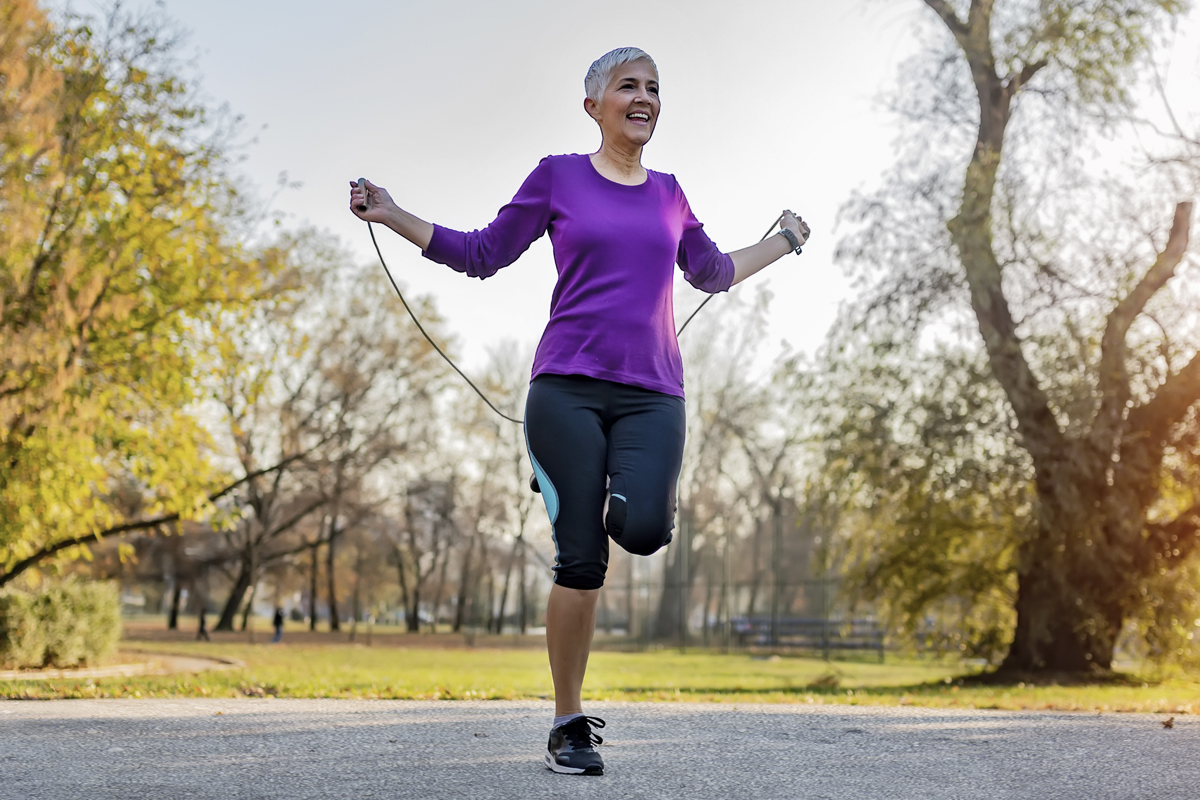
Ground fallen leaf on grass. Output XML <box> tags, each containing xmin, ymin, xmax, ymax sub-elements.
<box><xmin>808</xmin><ymin>671</ymin><xmax>841</xmax><ymax>690</ymax></box>
<box><xmin>1163</xmin><ymin>717</ymin><xmax>1174</xmax><ymax>729</ymax></box>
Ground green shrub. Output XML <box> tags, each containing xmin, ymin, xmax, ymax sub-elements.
<box><xmin>0</xmin><ymin>579</ymin><xmax>120</xmax><ymax>669</ymax></box>
<box><xmin>0</xmin><ymin>591</ymin><xmax>47</xmax><ymax>668</ymax></box>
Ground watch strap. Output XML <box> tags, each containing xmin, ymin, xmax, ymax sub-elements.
<box><xmin>778</xmin><ymin>227</ymin><xmax>803</xmax><ymax>255</ymax></box>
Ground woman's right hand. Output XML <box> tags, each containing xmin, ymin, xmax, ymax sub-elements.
<box><xmin>349</xmin><ymin>178</ymin><xmax>397</xmax><ymax>223</ymax></box>
<box><xmin>780</xmin><ymin>210</ymin><xmax>810</xmax><ymax>244</ymax></box>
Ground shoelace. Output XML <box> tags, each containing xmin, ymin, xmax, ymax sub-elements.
<box><xmin>563</xmin><ymin>715</ymin><xmax>606</xmax><ymax>748</ymax></box>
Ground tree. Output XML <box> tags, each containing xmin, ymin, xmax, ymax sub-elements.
<box><xmin>205</xmin><ymin>238</ymin><xmax>445</xmax><ymax>630</ymax></box>
<box><xmin>812</xmin><ymin>339</ymin><xmax>1029</xmax><ymax>663</ymax></box>
<box><xmin>394</xmin><ymin>476</ymin><xmax>456</xmax><ymax>632</ymax></box>
<box><xmin>1</xmin><ymin>2</ymin><xmax>284</xmax><ymax>586</ymax></box>
<box><xmin>486</xmin><ymin>349</ymin><xmax>540</xmax><ymax>634</ymax></box>
<box><xmin>834</xmin><ymin>0</ymin><xmax>1198</xmax><ymax>671</ymax></box>
<box><xmin>449</xmin><ymin>342</ymin><xmax>532</xmax><ymax>633</ymax></box>
<box><xmin>654</xmin><ymin>286</ymin><xmax>786</xmax><ymax>642</ymax></box>
<box><xmin>307</xmin><ymin>263</ymin><xmax>443</xmax><ymax>630</ymax></box>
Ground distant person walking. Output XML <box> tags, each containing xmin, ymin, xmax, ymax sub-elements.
<box><xmin>196</xmin><ymin>607</ymin><xmax>210</xmax><ymax>642</ymax></box>
<box><xmin>272</xmin><ymin>607</ymin><xmax>285</xmax><ymax>643</ymax></box>
<box><xmin>350</xmin><ymin>47</ymin><xmax>808</xmax><ymax>776</ymax></box>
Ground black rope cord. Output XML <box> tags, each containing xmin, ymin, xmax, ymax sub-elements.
<box><xmin>364</xmin><ymin>203</ymin><xmax>800</xmax><ymax>426</ymax></box>
<box><xmin>367</xmin><ymin>221</ymin><xmax>525</xmax><ymax>425</ymax></box>
<box><xmin>674</xmin><ymin>214</ymin><xmax>784</xmax><ymax>337</ymax></box>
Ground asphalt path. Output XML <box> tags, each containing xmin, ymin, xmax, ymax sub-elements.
<box><xmin>1</xmin><ymin>699</ymin><xmax>1194</xmax><ymax>799</ymax></box>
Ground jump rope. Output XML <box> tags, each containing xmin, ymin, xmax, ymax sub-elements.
<box><xmin>355</xmin><ymin>178</ymin><xmax>803</xmax><ymax>426</ymax></box>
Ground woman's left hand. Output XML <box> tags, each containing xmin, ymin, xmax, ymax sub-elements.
<box><xmin>781</xmin><ymin>209</ymin><xmax>810</xmax><ymax>244</ymax></box>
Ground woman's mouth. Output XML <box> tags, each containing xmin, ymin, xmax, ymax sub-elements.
<box><xmin>627</xmin><ymin>111</ymin><xmax>651</xmax><ymax>123</ymax></box>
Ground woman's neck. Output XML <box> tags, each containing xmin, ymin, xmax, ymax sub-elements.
<box><xmin>591</xmin><ymin>139</ymin><xmax>645</xmax><ymax>185</ymax></box>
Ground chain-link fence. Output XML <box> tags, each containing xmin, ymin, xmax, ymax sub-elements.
<box><xmin>579</xmin><ymin>575</ymin><xmax>884</xmax><ymax>660</ymax></box>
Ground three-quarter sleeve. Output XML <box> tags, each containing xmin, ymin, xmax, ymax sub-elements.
<box><xmin>422</xmin><ymin>158</ymin><xmax>554</xmax><ymax>279</ymax></box>
<box><xmin>673</xmin><ymin>179</ymin><xmax>734</xmax><ymax>294</ymax></box>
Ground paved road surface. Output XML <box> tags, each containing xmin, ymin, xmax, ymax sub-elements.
<box><xmin>1</xmin><ymin>700</ymin><xmax>1193</xmax><ymax>799</ymax></box>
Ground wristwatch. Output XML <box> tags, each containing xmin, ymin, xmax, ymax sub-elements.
<box><xmin>778</xmin><ymin>227</ymin><xmax>803</xmax><ymax>255</ymax></box>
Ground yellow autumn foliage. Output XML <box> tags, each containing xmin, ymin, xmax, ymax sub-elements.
<box><xmin>0</xmin><ymin>1</ymin><xmax>286</xmax><ymax>582</ymax></box>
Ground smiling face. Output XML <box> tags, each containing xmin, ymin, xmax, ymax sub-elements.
<box><xmin>584</xmin><ymin>59</ymin><xmax>660</xmax><ymax>150</ymax></box>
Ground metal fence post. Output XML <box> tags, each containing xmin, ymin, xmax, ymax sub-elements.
<box><xmin>821</xmin><ymin>577</ymin><xmax>831</xmax><ymax>662</ymax></box>
<box><xmin>770</xmin><ymin>503</ymin><xmax>782</xmax><ymax>648</ymax></box>
<box><xmin>679</xmin><ymin>517</ymin><xmax>688</xmax><ymax>653</ymax></box>
<box><xmin>723</xmin><ymin>525</ymin><xmax>732</xmax><ymax>653</ymax></box>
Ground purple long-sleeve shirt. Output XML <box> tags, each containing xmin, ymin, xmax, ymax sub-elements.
<box><xmin>422</xmin><ymin>153</ymin><xmax>734</xmax><ymax>398</ymax></box>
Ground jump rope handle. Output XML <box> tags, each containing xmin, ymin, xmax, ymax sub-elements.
<box><xmin>355</xmin><ymin>178</ymin><xmax>369</xmax><ymax>212</ymax></box>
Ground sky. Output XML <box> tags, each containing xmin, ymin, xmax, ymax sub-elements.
<box><xmin>50</xmin><ymin>0</ymin><xmax>1200</xmax><ymax>372</ymax></box>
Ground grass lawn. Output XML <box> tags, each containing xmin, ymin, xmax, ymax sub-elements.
<box><xmin>3</xmin><ymin>638</ymin><xmax>1199</xmax><ymax>713</ymax></box>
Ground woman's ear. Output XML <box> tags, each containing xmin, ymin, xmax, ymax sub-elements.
<box><xmin>583</xmin><ymin>96</ymin><xmax>601</xmax><ymax>122</ymax></box>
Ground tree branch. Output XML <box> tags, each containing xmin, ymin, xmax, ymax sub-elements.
<box><xmin>1094</xmin><ymin>202</ymin><xmax>1193</xmax><ymax>445</ymax></box>
<box><xmin>1006</xmin><ymin>58</ymin><xmax>1048</xmax><ymax>95</ymax></box>
<box><xmin>1127</xmin><ymin>348</ymin><xmax>1200</xmax><ymax>449</ymax></box>
<box><xmin>1146</xmin><ymin>503</ymin><xmax>1200</xmax><ymax>567</ymax></box>
<box><xmin>253</xmin><ymin>495</ymin><xmax>331</xmax><ymax>558</ymax></box>
<box><xmin>923</xmin><ymin>0</ymin><xmax>969</xmax><ymax>43</ymax></box>
<box><xmin>0</xmin><ymin>449</ymin><xmax>313</xmax><ymax>588</ymax></box>
<box><xmin>934</xmin><ymin>0</ymin><xmax>1067</xmax><ymax>469</ymax></box>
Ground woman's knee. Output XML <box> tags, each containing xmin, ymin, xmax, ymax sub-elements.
<box><xmin>607</xmin><ymin>495</ymin><xmax>674</xmax><ymax>556</ymax></box>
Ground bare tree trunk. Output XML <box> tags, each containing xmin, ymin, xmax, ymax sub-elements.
<box><xmin>747</xmin><ymin>517</ymin><xmax>763</xmax><ymax>616</ymax></box>
<box><xmin>495</xmin><ymin>486</ymin><xmax>533</xmax><ymax>634</ymax></box>
<box><xmin>702</xmin><ymin>567</ymin><xmax>714</xmax><ymax>646</ymax></box>
<box><xmin>1000</xmin><ymin>505</ymin><xmax>1126</xmax><ymax>673</ymax></box>
<box><xmin>402</xmin><ymin>504</ymin><xmax>426</xmax><ymax>633</ymax></box>
<box><xmin>494</xmin><ymin>537</ymin><xmax>519</xmax><ymax>634</ymax></box>
<box><xmin>216</xmin><ymin>561</ymin><xmax>251</xmax><ymax>632</ymax></box>
<box><xmin>483</xmin><ymin>548</ymin><xmax>495</xmax><ymax>632</ymax></box>
<box><xmin>167</xmin><ymin>581</ymin><xmax>182</xmax><ymax>630</ymax></box>
<box><xmin>308</xmin><ymin>541</ymin><xmax>320</xmax><ymax>631</ymax></box>
<box><xmin>350</xmin><ymin>547</ymin><xmax>362</xmax><ymax>643</ymax></box>
<box><xmin>452</xmin><ymin>534</ymin><xmax>476</xmax><ymax>632</ymax></box>
<box><xmin>770</xmin><ymin>500</ymin><xmax>782</xmax><ymax>646</ymax></box>
<box><xmin>599</xmin><ymin>586</ymin><xmax>612</xmax><ymax>635</ymax></box>
<box><xmin>653</xmin><ymin>516</ymin><xmax>696</xmax><ymax>642</ymax></box>
<box><xmin>240</xmin><ymin>576</ymin><xmax>257</xmax><ymax>633</ymax></box>
<box><xmin>409</xmin><ymin>589</ymin><xmax>421</xmax><ymax>632</ymax></box>
<box><xmin>432</xmin><ymin>533</ymin><xmax>452</xmax><ymax>633</ymax></box>
<box><xmin>326</xmin><ymin>516</ymin><xmax>341</xmax><ymax>632</ymax></box>
<box><xmin>722</xmin><ymin>524</ymin><xmax>733</xmax><ymax>651</ymax></box>
<box><xmin>518</xmin><ymin>542</ymin><xmax>528</xmax><ymax>634</ymax></box>
<box><xmin>395</xmin><ymin>546</ymin><xmax>418</xmax><ymax>633</ymax></box>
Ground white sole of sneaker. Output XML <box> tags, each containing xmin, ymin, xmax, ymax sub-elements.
<box><xmin>544</xmin><ymin>752</ymin><xmax>602</xmax><ymax>775</ymax></box>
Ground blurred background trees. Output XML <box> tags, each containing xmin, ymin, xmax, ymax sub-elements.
<box><xmin>0</xmin><ymin>0</ymin><xmax>289</xmax><ymax>588</ymax></box>
<box><xmin>3</xmin><ymin>0</ymin><xmax>1199</xmax><ymax>676</ymax></box>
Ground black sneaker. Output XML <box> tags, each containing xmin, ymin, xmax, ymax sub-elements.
<box><xmin>545</xmin><ymin>715</ymin><xmax>605</xmax><ymax>775</ymax></box>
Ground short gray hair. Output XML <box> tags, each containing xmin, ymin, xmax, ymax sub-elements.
<box><xmin>584</xmin><ymin>47</ymin><xmax>657</xmax><ymax>104</ymax></box>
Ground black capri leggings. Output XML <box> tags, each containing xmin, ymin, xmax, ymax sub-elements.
<box><xmin>524</xmin><ymin>373</ymin><xmax>686</xmax><ymax>591</ymax></box>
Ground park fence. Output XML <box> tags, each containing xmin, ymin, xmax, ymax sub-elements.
<box><xmin>573</xmin><ymin>576</ymin><xmax>886</xmax><ymax>661</ymax></box>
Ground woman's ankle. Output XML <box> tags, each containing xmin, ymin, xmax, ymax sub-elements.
<box><xmin>552</xmin><ymin>712</ymin><xmax>585</xmax><ymax>728</ymax></box>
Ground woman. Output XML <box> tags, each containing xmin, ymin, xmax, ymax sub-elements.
<box><xmin>349</xmin><ymin>47</ymin><xmax>809</xmax><ymax>776</ymax></box>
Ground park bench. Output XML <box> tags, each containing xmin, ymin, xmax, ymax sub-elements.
<box><xmin>730</xmin><ymin>616</ymin><xmax>885</xmax><ymax>662</ymax></box>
